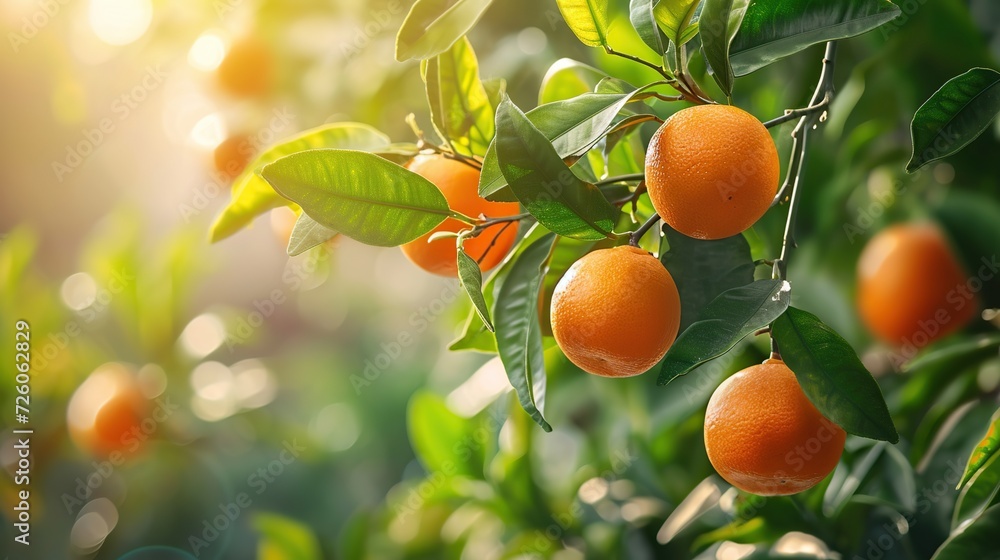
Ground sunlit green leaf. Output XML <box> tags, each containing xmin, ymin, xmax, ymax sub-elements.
<box><xmin>954</xmin><ymin>450</ymin><xmax>1000</xmax><ymax>529</ymax></box>
<box><xmin>261</xmin><ymin>150</ymin><xmax>449</xmax><ymax>247</ymax></box>
<box><xmin>556</xmin><ymin>0</ymin><xmax>610</xmax><ymax>47</ymax></box>
<box><xmin>658</xmin><ymin>279</ymin><xmax>791</xmax><ymax>385</ymax></box>
<box><xmin>653</xmin><ymin>0</ymin><xmax>701</xmax><ymax>45</ymax></box>
<box><xmin>772</xmin><ymin>307</ymin><xmax>899</xmax><ymax>443</ymax></box>
<box><xmin>426</xmin><ymin>37</ymin><xmax>495</xmax><ymax>157</ymax></box>
<box><xmin>407</xmin><ymin>392</ymin><xmax>483</xmax><ymax>477</ymax></box>
<box><xmin>253</xmin><ymin>512</ymin><xmax>322</xmax><ymax>560</ymax></box>
<box><xmin>957</xmin><ymin>407</ymin><xmax>1000</xmax><ymax>489</ymax></box>
<box><xmin>539</xmin><ymin>58</ymin><xmax>607</xmax><ymax>104</ymax></box>
<box><xmin>700</xmin><ymin>0</ymin><xmax>751</xmax><ymax>96</ymax></box>
<box><xmin>907</xmin><ymin>68</ymin><xmax>1000</xmax><ymax>172</ymax></box>
<box><xmin>660</xmin><ymin>227</ymin><xmax>754</xmax><ymax>331</ymax></box>
<box><xmin>493</xmin><ymin>97</ymin><xmax>618</xmax><ymax>239</ymax></box>
<box><xmin>210</xmin><ymin>123</ymin><xmax>389</xmax><ymax>243</ymax></box>
<box><xmin>495</xmin><ymin>234</ymin><xmax>556</xmax><ymax>431</ymax></box>
<box><xmin>286</xmin><ymin>214</ymin><xmax>337</xmax><ymax>257</ymax></box>
<box><xmin>730</xmin><ymin>0</ymin><xmax>900</xmax><ymax>76</ymax></box>
<box><xmin>395</xmin><ymin>0</ymin><xmax>495</xmax><ymax>61</ymax></box>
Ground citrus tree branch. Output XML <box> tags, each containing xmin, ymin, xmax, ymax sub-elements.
<box><xmin>771</xmin><ymin>41</ymin><xmax>838</xmax><ymax>282</ymax></box>
<box><xmin>629</xmin><ymin>213</ymin><xmax>661</xmax><ymax>247</ymax></box>
<box><xmin>604</xmin><ymin>46</ymin><xmax>712</xmax><ymax>105</ymax></box>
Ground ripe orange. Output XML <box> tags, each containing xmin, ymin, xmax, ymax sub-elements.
<box><xmin>217</xmin><ymin>37</ymin><xmax>273</xmax><ymax>97</ymax></box>
<box><xmin>645</xmin><ymin>105</ymin><xmax>779</xmax><ymax>240</ymax></box>
<box><xmin>550</xmin><ymin>245</ymin><xmax>680</xmax><ymax>377</ymax></box>
<box><xmin>401</xmin><ymin>154</ymin><xmax>520</xmax><ymax>276</ymax></box>
<box><xmin>857</xmin><ymin>223</ymin><xmax>977</xmax><ymax>346</ymax></box>
<box><xmin>704</xmin><ymin>359</ymin><xmax>846</xmax><ymax>495</ymax></box>
<box><xmin>67</xmin><ymin>363</ymin><xmax>150</xmax><ymax>457</ymax></box>
<box><xmin>214</xmin><ymin>135</ymin><xmax>253</xmax><ymax>180</ymax></box>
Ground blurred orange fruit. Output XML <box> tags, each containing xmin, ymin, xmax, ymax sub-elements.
<box><xmin>214</xmin><ymin>135</ymin><xmax>253</xmax><ymax>180</ymax></box>
<box><xmin>857</xmin><ymin>223</ymin><xmax>977</xmax><ymax>346</ymax></box>
<box><xmin>217</xmin><ymin>37</ymin><xmax>273</xmax><ymax>97</ymax></box>
<box><xmin>270</xmin><ymin>206</ymin><xmax>298</xmax><ymax>248</ymax></box>
<box><xmin>400</xmin><ymin>154</ymin><xmax>520</xmax><ymax>276</ymax></box>
<box><xmin>705</xmin><ymin>359</ymin><xmax>846</xmax><ymax>495</ymax></box>
<box><xmin>67</xmin><ymin>364</ymin><xmax>150</xmax><ymax>457</ymax></box>
<box><xmin>645</xmin><ymin>105</ymin><xmax>779</xmax><ymax>240</ymax></box>
<box><xmin>550</xmin><ymin>245</ymin><xmax>680</xmax><ymax>377</ymax></box>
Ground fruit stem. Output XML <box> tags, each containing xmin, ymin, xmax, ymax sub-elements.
<box><xmin>596</xmin><ymin>173</ymin><xmax>645</xmax><ymax>186</ymax></box>
<box><xmin>629</xmin><ymin>213</ymin><xmax>661</xmax><ymax>247</ymax></box>
<box><xmin>603</xmin><ymin>45</ymin><xmax>712</xmax><ymax>105</ymax></box>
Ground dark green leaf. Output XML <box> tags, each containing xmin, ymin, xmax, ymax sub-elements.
<box><xmin>954</xmin><ymin>450</ymin><xmax>1000</xmax><ymax>529</ymax></box>
<box><xmin>658</xmin><ymin>279</ymin><xmax>791</xmax><ymax>385</ymax></box>
<box><xmin>931</xmin><ymin>190</ymin><xmax>1000</xmax><ymax>308</ymax></box>
<box><xmin>457</xmin><ymin>248</ymin><xmax>494</xmax><ymax>332</ymax></box>
<box><xmin>957</xmin><ymin>407</ymin><xmax>1000</xmax><ymax>489</ymax></box>
<box><xmin>931</xmin><ymin>504</ymin><xmax>1000</xmax><ymax>560</ymax></box>
<box><xmin>772</xmin><ymin>307</ymin><xmax>899</xmax><ymax>443</ymax></box>
<box><xmin>631</xmin><ymin>0</ymin><xmax>668</xmax><ymax>55</ymax></box>
<box><xmin>822</xmin><ymin>441</ymin><xmax>887</xmax><ymax>516</ymax></box>
<box><xmin>493</xmin><ymin>97</ymin><xmax>617</xmax><ymax>240</ymax></box>
<box><xmin>426</xmin><ymin>37</ymin><xmax>495</xmax><ymax>157</ymax></box>
<box><xmin>395</xmin><ymin>0</ymin><xmax>495</xmax><ymax>61</ymax></box>
<box><xmin>407</xmin><ymin>392</ymin><xmax>483</xmax><ymax>477</ymax></box>
<box><xmin>287</xmin><ymin>214</ymin><xmax>338</xmax><ymax>256</ymax></box>
<box><xmin>210</xmin><ymin>123</ymin><xmax>389</xmax><ymax>242</ymax></box>
<box><xmin>555</xmin><ymin>0</ymin><xmax>610</xmax><ymax>47</ymax></box>
<box><xmin>261</xmin><ymin>150</ymin><xmax>449</xmax><ymax>247</ymax></box>
<box><xmin>700</xmin><ymin>0</ymin><xmax>751</xmax><ymax>96</ymax></box>
<box><xmin>730</xmin><ymin>0</ymin><xmax>900</xmax><ymax>76</ymax></box>
<box><xmin>495</xmin><ymin>234</ymin><xmax>556</xmax><ymax>431</ymax></box>
<box><xmin>481</xmin><ymin>91</ymin><xmax>647</xmax><ymax>200</ymax></box>
<box><xmin>252</xmin><ymin>512</ymin><xmax>322</xmax><ymax>560</ymax></box>
<box><xmin>907</xmin><ymin>68</ymin><xmax>1000</xmax><ymax>172</ymax></box>
<box><xmin>903</xmin><ymin>332</ymin><xmax>1000</xmax><ymax>373</ymax></box>
<box><xmin>660</xmin><ymin>227</ymin><xmax>755</xmax><ymax>331</ymax></box>
<box><xmin>653</xmin><ymin>0</ymin><xmax>701</xmax><ymax>45</ymax></box>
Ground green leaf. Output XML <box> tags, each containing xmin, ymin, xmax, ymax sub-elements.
<box><xmin>931</xmin><ymin>190</ymin><xmax>1000</xmax><ymax>308</ymax></box>
<box><xmin>450</xmin><ymin>224</ymin><xmax>549</xmax><ymax>353</ymax></box>
<box><xmin>657</xmin><ymin>279</ymin><xmax>791</xmax><ymax>385</ymax></box>
<box><xmin>425</xmin><ymin>37</ymin><xmax>495</xmax><ymax>157</ymax></box>
<box><xmin>653</xmin><ymin>0</ymin><xmax>701</xmax><ymax>45</ymax></box>
<box><xmin>729</xmin><ymin>0</ymin><xmax>900</xmax><ymax>76</ymax></box>
<box><xmin>494</xmin><ymin>234</ymin><xmax>556</xmax><ymax>432</ymax></box>
<box><xmin>286</xmin><ymin>214</ymin><xmax>337</xmax><ymax>256</ymax></box>
<box><xmin>957</xmin><ymin>407</ymin><xmax>1000</xmax><ymax>489</ymax></box>
<box><xmin>903</xmin><ymin>332</ymin><xmax>1000</xmax><ymax>373</ymax></box>
<box><xmin>457</xmin><ymin>248</ymin><xmax>494</xmax><ymax>332</ymax></box>
<box><xmin>493</xmin><ymin>97</ymin><xmax>618</xmax><ymax>240</ymax></box>
<box><xmin>954</xmin><ymin>451</ymin><xmax>1000</xmax><ymax>529</ymax></box>
<box><xmin>555</xmin><ymin>0</ymin><xmax>610</xmax><ymax>48</ymax></box>
<box><xmin>538</xmin><ymin>58</ymin><xmax>607</xmax><ymax>104</ymax></box>
<box><xmin>631</xmin><ymin>0</ymin><xmax>668</xmax><ymax>55</ymax></box>
<box><xmin>771</xmin><ymin>307</ymin><xmax>899</xmax><ymax>443</ymax></box>
<box><xmin>700</xmin><ymin>0</ymin><xmax>751</xmax><ymax>97</ymax></box>
<box><xmin>931</xmin><ymin>504</ymin><xmax>1000</xmax><ymax>560</ymax></box>
<box><xmin>659</xmin><ymin>226</ymin><xmax>754</xmax><ymax>331</ymax></box>
<box><xmin>253</xmin><ymin>512</ymin><xmax>322</xmax><ymax>560</ymax></box>
<box><xmin>481</xmin><ymin>91</ymin><xmax>647</xmax><ymax>201</ymax></box>
<box><xmin>407</xmin><ymin>392</ymin><xmax>482</xmax><ymax>477</ymax></box>
<box><xmin>907</xmin><ymin>68</ymin><xmax>1000</xmax><ymax>172</ymax></box>
<box><xmin>261</xmin><ymin>150</ymin><xmax>449</xmax><ymax>247</ymax></box>
<box><xmin>395</xmin><ymin>0</ymin><xmax>495</xmax><ymax>61</ymax></box>
<box><xmin>210</xmin><ymin>123</ymin><xmax>389</xmax><ymax>243</ymax></box>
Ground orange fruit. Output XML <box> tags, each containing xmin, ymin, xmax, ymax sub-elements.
<box><xmin>550</xmin><ymin>245</ymin><xmax>680</xmax><ymax>377</ymax></box>
<box><xmin>401</xmin><ymin>154</ymin><xmax>520</xmax><ymax>276</ymax></box>
<box><xmin>217</xmin><ymin>37</ymin><xmax>273</xmax><ymax>97</ymax></box>
<box><xmin>214</xmin><ymin>135</ymin><xmax>253</xmax><ymax>180</ymax></box>
<box><xmin>67</xmin><ymin>363</ymin><xmax>150</xmax><ymax>457</ymax></box>
<box><xmin>705</xmin><ymin>359</ymin><xmax>846</xmax><ymax>495</ymax></box>
<box><xmin>645</xmin><ymin>105</ymin><xmax>779</xmax><ymax>240</ymax></box>
<box><xmin>857</xmin><ymin>223</ymin><xmax>977</xmax><ymax>346</ymax></box>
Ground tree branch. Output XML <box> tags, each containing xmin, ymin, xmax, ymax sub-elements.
<box><xmin>629</xmin><ymin>214</ymin><xmax>661</xmax><ymax>247</ymax></box>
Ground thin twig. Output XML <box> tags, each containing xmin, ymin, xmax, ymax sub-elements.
<box><xmin>629</xmin><ymin>214</ymin><xmax>661</xmax><ymax>247</ymax></box>
<box><xmin>596</xmin><ymin>173</ymin><xmax>645</xmax><ymax>186</ymax></box>
<box><xmin>474</xmin><ymin>220</ymin><xmax>517</xmax><ymax>266</ymax></box>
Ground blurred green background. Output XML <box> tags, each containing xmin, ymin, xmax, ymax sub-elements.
<box><xmin>1</xmin><ymin>0</ymin><xmax>1000</xmax><ymax>558</ymax></box>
